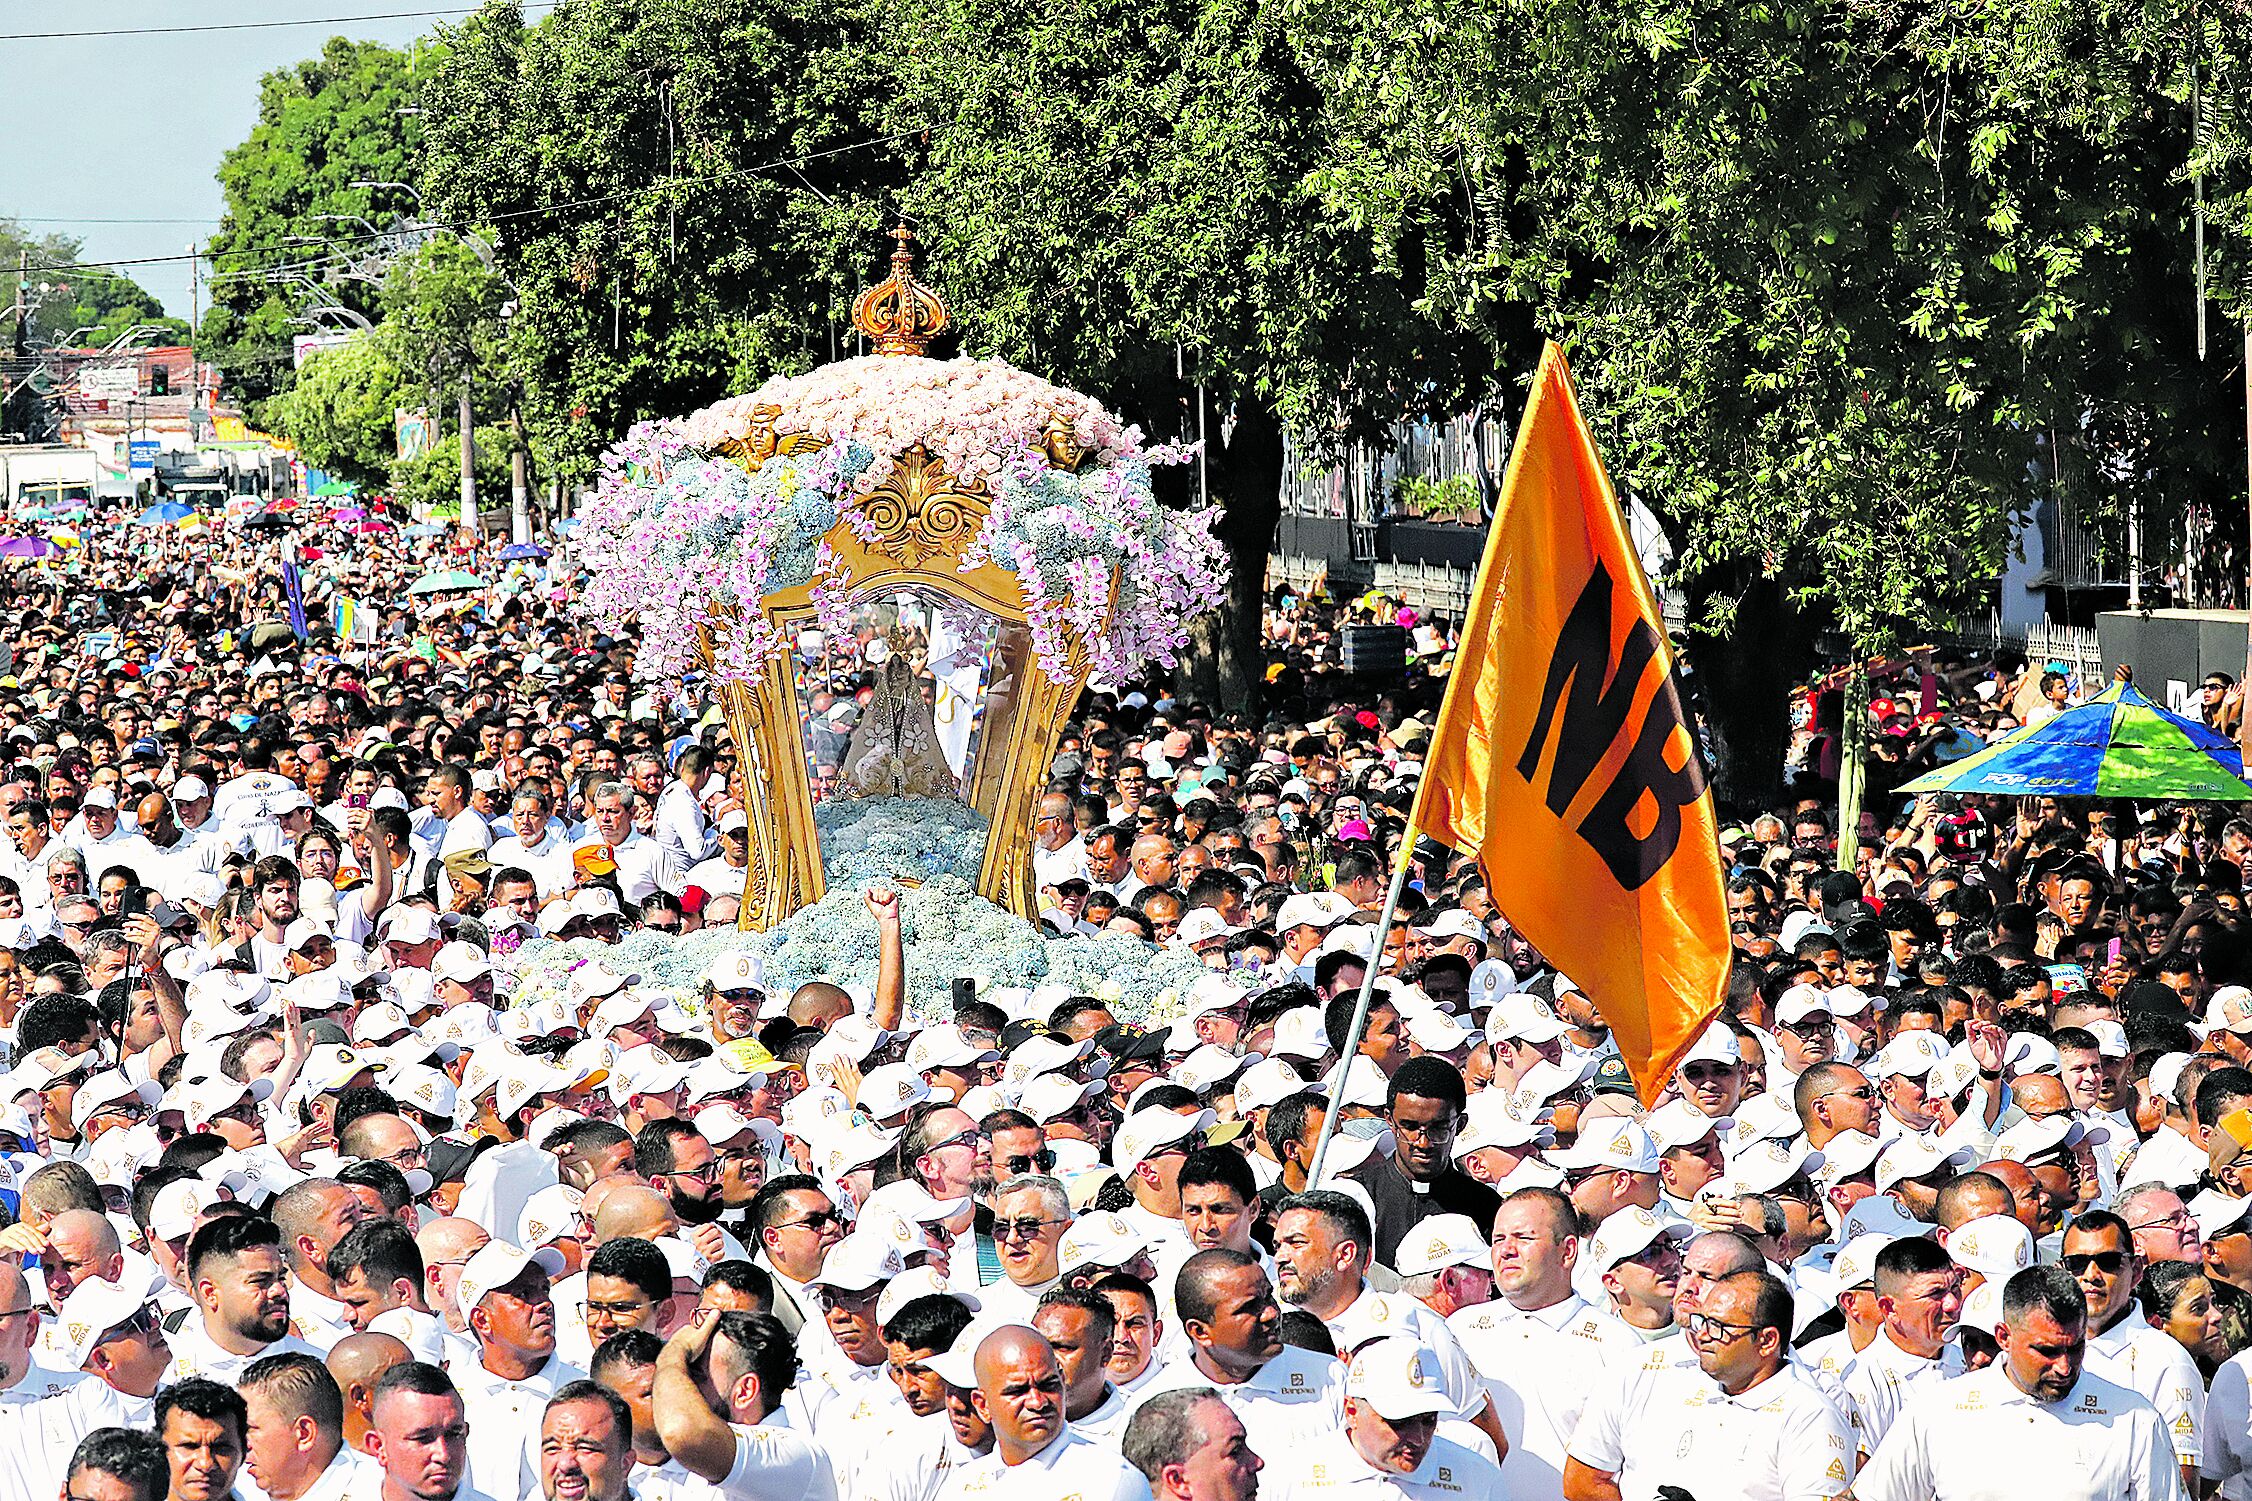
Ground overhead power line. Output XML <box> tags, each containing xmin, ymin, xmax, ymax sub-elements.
<box><xmin>0</xmin><ymin>5</ymin><xmax>556</xmax><ymax>42</ymax></box>
<box><xmin>24</xmin><ymin>130</ymin><xmax>925</xmax><ymax>276</ymax></box>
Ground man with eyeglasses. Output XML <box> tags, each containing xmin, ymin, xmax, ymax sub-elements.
<box><xmin>1564</xmin><ymin>1269</ymin><xmax>1853</xmax><ymax>1501</ymax></box>
<box><xmin>1585</xmin><ymin>1208</ymin><xmax>1688</xmax><ymax>1340</ymax></box>
<box><xmin>796</xmin><ymin>1235</ymin><xmax>908</xmax><ymax>1493</ymax></box>
<box><xmin>984</xmin><ymin>1176</ymin><xmax>1074</xmax><ymax>1322</ymax></box>
<box><xmin>2116</xmin><ymin>1185</ymin><xmax>2203</xmax><ymax>1267</ymax></box>
<box><xmin>1113</xmin><ymin>1107</ymin><xmax>1211</xmax><ymax>1254</ymax></box>
<box><xmin>1795</xmin><ymin>1062</ymin><xmax>1882</xmax><ymax>1152</ymax></box>
<box><xmin>635</xmin><ymin>1120</ymin><xmax>728</xmax><ymax>1233</ymax></box>
<box><xmin>11</xmin><ymin>1275</ymin><xmax>174</xmax><ymax>1501</ymax></box>
<box><xmin>1773</xmin><ymin>986</ymin><xmax>1840</xmax><ymax>1078</ymax></box>
<box><xmin>745</xmin><ymin>1176</ymin><xmax>844</xmax><ymax>1337</ymax></box>
<box><xmin>2064</xmin><ymin>1212</ymin><xmax>2203</xmax><ymax>1495</ymax></box>
<box><xmin>1341</xmin><ymin>1057</ymin><xmax>1500</xmax><ymax>1268</ymax></box>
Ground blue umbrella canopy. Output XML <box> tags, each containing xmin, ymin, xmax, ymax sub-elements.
<box><xmin>1900</xmin><ymin>680</ymin><xmax>2252</xmax><ymax>800</ymax></box>
<box><xmin>134</xmin><ymin>502</ymin><xmax>194</xmax><ymax>526</ymax></box>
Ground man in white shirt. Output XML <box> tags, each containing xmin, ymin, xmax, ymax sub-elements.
<box><xmin>578</xmin><ymin>783</ymin><xmax>681</xmax><ymax>906</ymax></box>
<box><xmin>1031</xmin><ymin>795</ymin><xmax>1089</xmax><ymax>891</ymax></box>
<box><xmin>489</xmin><ymin>789</ymin><xmax>575</xmax><ymax>897</ymax></box>
<box><xmin>363</xmin><ymin>1362</ymin><xmax>497</xmax><ymax>1501</ymax></box>
<box><xmin>239</xmin><ymin>1348</ymin><xmax>372</xmax><ymax>1501</ymax></box>
<box><xmin>0</xmin><ymin>1275</ymin><xmax>172</xmax><ymax>1501</ymax></box>
<box><xmin>1564</xmin><ymin>1268</ymin><xmax>1855</xmax><ymax>1501</ymax></box>
<box><xmin>1839</xmin><ymin>1236</ymin><xmax>1965</xmax><ymax>1458</ymax></box>
<box><xmin>1128</xmin><ymin>1248</ymin><xmax>1344</xmax><ymax>1458</ymax></box>
<box><xmin>1855</xmin><ymin>1265</ymin><xmax>2184</xmax><ymax>1501</ymax></box>
<box><xmin>166</xmin><ymin>1216</ymin><xmax>320</xmax><ymax>1385</ymax></box>
<box><xmin>793</xmin><ymin>1234</ymin><xmax>909</xmax><ymax>1492</ymax></box>
<box><xmin>1451</xmin><ymin>1186</ymin><xmax>1639</xmax><ymax>1496</ymax></box>
<box><xmin>1272</xmin><ymin>1191</ymin><xmax>1503</xmax><ymax>1458</ymax></box>
<box><xmin>935</xmin><ymin>1324</ymin><xmax>1143</xmax><ymax>1501</ymax></box>
<box><xmin>1261</xmin><ymin>1337</ymin><xmax>1504</xmax><ymax>1500</ymax></box>
<box><xmin>683</xmin><ymin>813</ymin><xmax>751</xmax><ymax>903</ymax></box>
<box><xmin>652</xmin><ymin>749</ymin><xmax>717</xmax><ymax>874</ymax></box>
<box><xmin>651</xmin><ymin>1306</ymin><xmax>839</xmax><ymax>1501</ymax></box>
<box><xmin>450</xmin><ymin>1242</ymin><xmax>585</xmax><ymax>1501</ymax></box>
<box><xmin>2064</xmin><ymin>1212</ymin><xmax>2203</xmax><ymax>1494</ymax></box>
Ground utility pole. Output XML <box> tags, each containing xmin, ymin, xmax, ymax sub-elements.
<box><xmin>509</xmin><ymin>400</ymin><xmax>530</xmax><ymax>543</ymax></box>
<box><xmin>458</xmin><ymin>381</ymin><xmax>477</xmax><ymax>538</ymax></box>
<box><xmin>6</xmin><ymin>249</ymin><xmax>25</xmax><ymax>442</ymax></box>
<box><xmin>187</xmin><ymin>242</ymin><xmax>204</xmax><ymax>445</ymax></box>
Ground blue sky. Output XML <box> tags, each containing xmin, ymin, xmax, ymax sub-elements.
<box><xmin>0</xmin><ymin>3</ymin><xmax>472</xmax><ymax>319</ymax></box>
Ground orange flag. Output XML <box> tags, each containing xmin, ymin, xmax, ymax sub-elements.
<box><xmin>1411</xmin><ymin>343</ymin><xmax>1729</xmax><ymax>1103</ymax></box>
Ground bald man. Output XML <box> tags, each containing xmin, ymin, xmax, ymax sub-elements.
<box><xmin>1977</xmin><ymin>1160</ymin><xmax>2045</xmax><ymax>1238</ymax></box>
<box><xmin>942</xmin><ymin>1326</ymin><xmax>1142</xmax><ymax>1499</ymax></box>
<box><xmin>414</xmin><ymin>1218</ymin><xmax>490</xmax><ymax>1366</ymax></box>
<box><xmin>0</xmin><ymin>1263</ymin><xmax>68</xmax><ymax>1407</ymax></box>
<box><xmin>326</xmin><ymin>1330</ymin><xmax>411</xmax><ymax>1457</ymax></box>
<box><xmin>42</xmin><ymin>1209</ymin><xmax>124</xmax><ymax>1311</ymax></box>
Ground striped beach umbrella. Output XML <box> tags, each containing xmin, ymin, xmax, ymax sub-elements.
<box><xmin>1900</xmin><ymin>680</ymin><xmax>2252</xmax><ymax>800</ymax></box>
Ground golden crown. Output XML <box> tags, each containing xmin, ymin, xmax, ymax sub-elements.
<box><xmin>851</xmin><ymin>226</ymin><xmax>950</xmax><ymax>358</ymax></box>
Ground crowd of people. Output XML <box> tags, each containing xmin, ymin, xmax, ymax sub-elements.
<box><xmin>0</xmin><ymin>509</ymin><xmax>2239</xmax><ymax>1501</ymax></box>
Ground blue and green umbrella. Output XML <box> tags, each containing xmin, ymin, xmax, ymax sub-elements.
<box><xmin>1900</xmin><ymin>680</ymin><xmax>2252</xmax><ymax>800</ymax></box>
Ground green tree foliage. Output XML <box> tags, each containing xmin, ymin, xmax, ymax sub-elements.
<box><xmin>260</xmin><ymin>332</ymin><xmax>405</xmax><ymax>489</ymax></box>
<box><xmin>417</xmin><ymin>0</ymin><xmax>895</xmax><ymax>482</ymax></box>
<box><xmin>874</xmin><ymin>0</ymin><xmax>1499</xmax><ymax>703</ymax></box>
<box><xmin>200</xmin><ymin>38</ymin><xmax>425</xmax><ymax>407</ymax></box>
<box><xmin>1296</xmin><ymin>0</ymin><xmax>2244</xmax><ymax>794</ymax></box>
<box><xmin>0</xmin><ymin>221</ymin><xmax>185</xmax><ymax>347</ymax></box>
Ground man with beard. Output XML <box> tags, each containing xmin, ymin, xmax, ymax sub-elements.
<box><xmin>452</xmin><ymin>1244</ymin><xmax>582</xmax><ymax>1501</ymax></box>
<box><xmin>636</xmin><ymin>1121</ymin><xmax>726</xmax><ymax>1230</ymax></box>
<box><xmin>167</xmin><ymin>1217</ymin><xmax>320</xmax><ymax>1385</ymax></box>
<box><xmin>1855</xmin><ymin>1266</ymin><xmax>2180</xmax><ymax>1501</ymax></box>
<box><xmin>234</xmin><ymin>856</ymin><xmax>303</xmax><ymax>981</ymax></box>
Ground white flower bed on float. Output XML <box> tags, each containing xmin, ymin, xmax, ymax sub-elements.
<box><xmin>502</xmin><ymin>796</ymin><xmax>1208</xmax><ymax>1026</ymax></box>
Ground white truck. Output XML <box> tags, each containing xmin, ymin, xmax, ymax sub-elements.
<box><xmin>0</xmin><ymin>445</ymin><xmax>100</xmax><ymax>511</ymax></box>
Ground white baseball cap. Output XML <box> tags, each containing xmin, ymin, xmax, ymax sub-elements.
<box><xmin>455</xmin><ymin>1242</ymin><xmax>566</xmax><ymax>1320</ymax></box>
<box><xmin>1486</xmin><ymin>993</ymin><xmax>1569</xmax><ymax>1044</ymax></box>
<box><xmin>53</xmin><ymin>1275</ymin><xmax>158</xmax><ymax>1370</ymax></box>
<box><xmin>1644</xmin><ymin>1100</ymin><xmax>1729</xmax><ymax>1154</ymax></box>
<box><xmin>1946</xmin><ymin>1213</ymin><xmax>2033</xmax><ymax>1284</ymax></box>
<box><xmin>1345</xmin><ymin>1337</ymin><xmax>1450</xmax><ymax>1420</ymax></box>
<box><xmin>1584</xmin><ymin>1205</ymin><xmax>1689</xmax><ymax>1272</ymax></box>
<box><xmin>909</xmin><ymin>1025</ymin><xmax>1001</xmax><ymax>1074</ymax></box>
<box><xmin>1114</xmin><ymin>1107</ymin><xmax>1215</xmax><ymax>1177</ymax></box>
<box><xmin>861</xmin><ymin>1062</ymin><xmax>949</xmax><ymax>1118</ymax></box>
<box><xmin>1393</xmin><ymin>1213</ymin><xmax>1488</xmax><ymax>1277</ymax></box>
<box><xmin>1549</xmin><ymin>1119</ymin><xmax>1660</xmax><ymax>1175</ymax></box>
<box><xmin>1058</xmin><ymin>1211</ymin><xmax>1155</xmax><ymax>1273</ymax></box>
<box><xmin>703</xmin><ymin>951</ymin><xmax>766</xmax><ymax>993</ymax></box>
<box><xmin>805</xmin><ymin>1232</ymin><xmax>907</xmax><ymax>1291</ymax></box>
<box><xmin>1874</xmin><ymin>1136</ymin><xmax>1977</xmax><ymax>1193</ymax></box>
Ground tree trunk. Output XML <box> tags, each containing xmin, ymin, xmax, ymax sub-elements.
<box><xmin>1681</xmin><ymin>567</ymin><xmax>1812</xmax><ymax>816</ymax></box>
<box><xmin>1176</xmin><ymin>391</ymin><xmax>1283</xmax><ymax>715</ymax></box>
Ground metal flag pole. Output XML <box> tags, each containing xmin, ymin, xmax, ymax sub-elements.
<box><xmin>1303</xmin><ymin>828</ymin><xmax>1420</xmax><ymax>1186</ymax></box>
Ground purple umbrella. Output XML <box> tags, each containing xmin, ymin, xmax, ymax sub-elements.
<box><xmin>0</xmin><ymin>537</ymin><xmax>57</xmax><ymax>559</ymax></box>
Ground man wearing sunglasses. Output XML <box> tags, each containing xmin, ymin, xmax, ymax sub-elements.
<box><xmin>1564</xmin><ymin>1269</ymin><xmax>1852</xmax><ymax>1501</ymax></box>
<box><xmin>744</xmin><ymin>1175</ymin><xmax>844</xmax><ymax>1338</ymax></box>
<box><xmin>2065</xmin><ymin>1211</ymin><xmax>2202</xmax><ymax>1496</ymax></box>
<box><xmin>21</xmin><ymin>1275</ymin><xmax>174</xmax><ymax>1499</ymax></box>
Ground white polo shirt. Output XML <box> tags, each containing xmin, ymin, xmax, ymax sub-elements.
<box><xmin>1568</xmin><ymin>1359</ymin><xmax>1855</xmax><ymax>1501</ymax></box>
<box><xmin>1262</xmin><ymin>1429</ymin><xmax>1503</xmax><ymax>1501</ymax></box>
<box><xmin>1320</xmin><ymin>1285</ymin><xmax>1483</xmax><ymax>1419</ymax></box>
<box><xmin>1127</xmin><ymin>1344</ymin><xmax>1346</xmax><ymax>1460</ymax></box>
<box><xmin>1839</xmin><ymin>1325</ymin><xmax>1962</xmax><ymax>1455</ymax></box>
<box><xmin>2083</xmin><ymin>1315</ymin><xmax>2202</xmax><ymax>1470</ymax></box>
<box><xmin>1856</xmin><ymin>1363</ymin><xmax>2182</xmax><ymax>1501</ymax></box>
<box><xmin>1448</xmin><ymin>1291</ymin><xmax>1637</xmax><ymax>1496</ymax></box>
<box><xmin>702</xmin><ymin>1411</ymin><xmax>839</xmax><ymax>1501</ymax></box>
<box><xmin>2205</xmin><ymin>1350</ymin><xmax>2252</xmax><ymax>1499</ymax></box>
<box><xmin>932</xmin><ymin>1428</ymin><xmax>1143</xmax><ymax>1501</ymax></box>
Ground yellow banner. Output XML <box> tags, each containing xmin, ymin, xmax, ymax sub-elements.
<box><xmin>1411</xmin><ymin>342</ymin><xmax>1729</xmax><ymax>1103</ymax></box>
